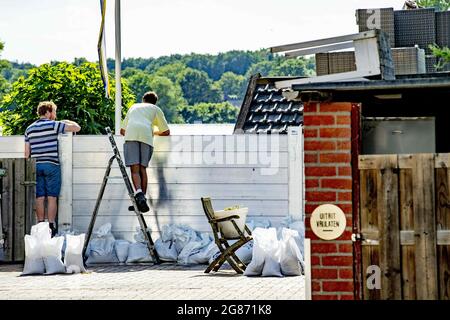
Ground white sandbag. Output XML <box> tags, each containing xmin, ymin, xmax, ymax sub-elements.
<box><xmin>214</xmin><ymin>207</ymin><xmax>248</xmax><ymax>238</ymax></box>
<box><xmin>31</xmin><ymin>222</ymin><xmax>52</xmax><ymax>240</ymax></box>
<box><xmin>244</xmin><ymin>227</ymin><xmax>273</xmax><ymax>276</ymax></box>
<box><xmin>280</xmin><ymin>217</ymin><xmax>305</xmax><ymax>258</ymax></box>
<box><xmin>22</xmin><ymin>222</ymin><xmax>52</xmax><ymax>276</ymax></box>
<box><xmin>261</xmin><ymin>229</ymin><xmax>282</xmax><ymax>277</ymax></box>
<box><xmin>160</xmin><ymin>224</ymin><xmax>174</xmax><ymax>242</ymax></box>
<box><xmin>280</xmin><ymin>228</ymin><xmax>304</xmax><ymax>276</ymax></box>
<box><xmin>64</xmin><ymin>234</ymin><xmax>87</xmax><ymax>273</ymax></box>
<box><xmin>219</xmin><ymin>239</ymin><xmax>253</xmax><ymax>265</ymax></box>
<box><xmin>247</xmin><ymin>219</ymin><xmax>271</xmax><ymax>231</ymax></box>
<box><xmin>235</xmin><ymin>240</ymin><xmax>253</xmax><ymax>265</ymax></box>
<box><xmin>66</xmin><ymin>265</ymin><xmax>81</xmax><ymax>274</ymax></box>
<box><xmin>206</xmin><ymin>240</ymin><xmax>253</xmax><ymax>267</ymax></box>
<box><xmin>86</xmin><ymin>223</ymin><xmax>118</xmax><ymax>264</ymax></box>
<box><xmin>42</xmin><ymin>236</ymin><xmax>66</xmax><ymax>274</ymax></box>
<box><xmin>126</xmin><ymin>242</ymin><xmax>153</xmax><ymax>263</ymax></box>
<box><xmin>154</xmin><ymin>239</ymin><xmax>178</xmax><ymax>262</ymax></box>
<box><xmin>289</xmin><ymin>221</ymin><xmax>305</xmax><ymax>258</ymax></box>
<box><xmin>114</xmin><ymin>240</ymin><xmax>130</xmax><ymax>263</ymax></box>
<box><xmin>177</xmin><ymin>232</ymin><xmax>211</xmax><ymax>265</ymax></box>
<box><xmin>59</xmin><ymin>229</ymin><xmax>76</xmax><ymax>258</ymax></box>
<box><xmin>86</xmin><ymin>251</ymin><xmax>119</xmax><ymax>264</ymax></box>
<box><xmin>133</xmin><ymin>227</ymin><xmax>153</xmax><ymax>243</ymax></box>
<box><xmin>194</xmin><ymin>240</ymin><xmax>220</xmax><ymax>265</ymax></box>
<box><xmin>22</xmin><ymin>235</ymin><xmax>45</xmax><ymax>276</ymax></box>
<box><xmin>208</xmin><ymin>250</ymin><xmax>221</xmax><ymax>265</ymax></box>
<box><xmin>172</xmin><ymin>224</ymin><xmax>198</xmax><ymax>254</ymax></box>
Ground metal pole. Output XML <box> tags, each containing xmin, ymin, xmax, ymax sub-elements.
<box><xmin>114</xmin><ymin>0</ymin><xmax>122</xmax><ymax>135</ymax></box>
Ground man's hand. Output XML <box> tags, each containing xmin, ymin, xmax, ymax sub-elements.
<box><xmin>154</xmin><ymin>129</ymin><xmax>170</xmax><ymax>136</ymax></box>
<box><xmin>120</xmin><ymin>128</ymin><xmax>125</xmax><ymax>136</ymax></box>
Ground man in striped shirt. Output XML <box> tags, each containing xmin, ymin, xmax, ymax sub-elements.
<box><xmin>24</xmin><ymin>101</ymin><xmax>81</xmax><ymax>236</ymax></box>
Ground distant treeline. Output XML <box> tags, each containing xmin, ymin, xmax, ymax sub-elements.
<box><xmin>0</xmin><ymin>49</ymin><xmax>315</xmax><ymax>124</ymax></box>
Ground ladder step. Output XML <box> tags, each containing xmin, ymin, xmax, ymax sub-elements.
<box><xmin>107</xmin><ymin>176</ymin><xmax>123</xmax><ymax>179</ymax></box>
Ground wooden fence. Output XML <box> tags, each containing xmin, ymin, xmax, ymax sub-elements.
<box><xmin>0</xmin><ymin>129</ymin><xmax>303</xmax><ymax>243</ymax></box>
<box><xmin>359</xmin><ymin>154</ymin><xmax>450</xmax><ymax>300</ymax></box>
<box><xmin>0</xmin><ymin>158</ymin><xmax>36</xmax><ymax>262</ymax></box>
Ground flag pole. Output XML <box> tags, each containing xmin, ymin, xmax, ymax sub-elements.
<box><xmin>114</xmin><ymin>0</ymin><xmax>122</xmax><ymax>135</ymax></box>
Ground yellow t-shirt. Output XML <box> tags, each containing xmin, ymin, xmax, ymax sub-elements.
<box><xmin>120</xmin><ymin>103</ymin><xmax>169</xmax><ymax>146</ymax></box>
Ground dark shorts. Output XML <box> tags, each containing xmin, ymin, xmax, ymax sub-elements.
<box><xmin>36</xmin><ymin>163</ymin><xmax>61</xmax><ymax>198</ymax></box>
<box><xmin>124</xmin><ymin>141</ymin><xmax>154</xmax><ymax>167</ymax></box>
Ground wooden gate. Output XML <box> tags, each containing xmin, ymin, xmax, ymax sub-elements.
<box><xmin>0</xmin><ymin>158</ymin><xmax>36</xmax><ymax>262</ymax></box>
<box><xmin>359</xmin><ymin>154</ymin><xmax>450</xmax><ymax>300</ymax></box>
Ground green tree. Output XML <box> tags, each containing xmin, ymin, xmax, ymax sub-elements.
<box><xmin>122</xmin><ymin>67</ymin><xmax>143</xmax><ymax>78</ymax></box>
<box><xmin>73</xmin><ymin>57</ymin><xmax>88</xmax><ymax>66</ymax></box>
<box><xmin>1</xmin><ymin>60</ymin><xmax>34</xmax><ymax>83</ymax></box>
<box><xmin>122</xmin><ymin>57</ymin><xmax>153</xmax><ymax>70</ymax></box>
<box><xmin>416</xmin><ymin>0</ymin><xmax>450</xmax><ymax>10</ymax></box>
<box><xmin>155</xmin><ymin>62</ymin><xmax>188</xmax><ymax>83</ymax></box>
<box><xmin>124</xmin><ymin>69</ymin><xmax>186</xmax><ymax>123</ymax></box>
<box><xmin>217</xmin><ymin>72</ymin><xmax>246</xmax><ymax>100</ymax></box>
<box><xmin>269</xmin><ymin>58</ymin><xmax>309</xmax><ymax>77</ymax></box>
<box><xmin>0</xmin><ymin>41</ymin><xmax>11</xmax><ymax>100</ymax></box>
<box><xmin>184</xmin><ymin>53</ymin><xmax>214</xmax><ymax>77</ymax></box>
<box><xmin>0</xmin><ymin>62</ymin><xmax>135</xmax><ymax>135</ymax></box>
<box><xmin>245</xmin><ymin>60</ymin><xmax>274</xmax><ymax>78</ymax></box>
<box><xmin>144</xmin><ymin>54</ymin><xmax>184</xmax><ymax>73</ymax></box>
<box><xmin>179</xmin><ymin>68</ymin><xmax>223</xmax><ymax>104</ymax></box>
<box><xmin>178</xmin><ymin>102</ymin><xmax>239</xmax><ymax>124</ymax></box>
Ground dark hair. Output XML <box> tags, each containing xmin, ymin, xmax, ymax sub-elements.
<box><xmin>37</xmin><ymin>101</ymin><xmax>57</xmax><ymax>116</ymax></box>
<box><xmin>142</xmin><ymin>91</ymin><xmax>158</xmax><ymax>104</ymax></box>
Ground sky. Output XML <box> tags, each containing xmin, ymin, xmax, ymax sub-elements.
<box><xmin>0</xmin><ymin>0</ymin><xmax>407</xmax><ymax>65</ymax></box>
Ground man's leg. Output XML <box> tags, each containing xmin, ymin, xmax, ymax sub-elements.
<box><xmin>35</xmin><ymin>164</ymin><xmax>46</xmax><ymax>222</ymax></box>
<box><xmin>47</xmin><ymin>196</ymin><xmax>58</xmax><ymax>224</ymax></box>
<box><xmin>131</xmin><ymin>164</ymin><xmax>149</xmax><ymax>212</ymax></box>
<box><xmin>130</xmin><ymin>164</ymin><xmax>142</xmax><ymax>192</ymax></box>
<box><xmin>46</xmin><ymin>164</ymin><xmax>61</xmax><ymax>237</ymax></box>
<box><xmin>139</xmin><ymin>165</ymin><xmax>148</xmax><ymax>195</ymax></box>
<box><xmin>36</xmin><ymin>197</ymin><xmax>45</xmax><ymax>222</ymax></box>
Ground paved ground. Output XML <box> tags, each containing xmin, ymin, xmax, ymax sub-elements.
<box><xmin>0</xmin><ymin>263</ymin><xmax>305</xmax><ymax>300</ymax></box>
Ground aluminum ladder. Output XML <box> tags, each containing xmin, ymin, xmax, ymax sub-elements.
<box><xmin>82</xmin><ymin>127</ymin><xmax>160</xmax><ymax>264</ymax></box>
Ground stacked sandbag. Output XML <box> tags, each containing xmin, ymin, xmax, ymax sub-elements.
<box><xmin>42</xmin><ymin>236</ymin><xmax>66</xmax><ymax>275</ymax></box>
<box><xmin>22</xmin><ymin>222</ymin><xmax>87</xmax><ymax>275</ymax></box>
<box><xmin>64</xmin><ymin>234</ymin><xmax>87</xmax><ymax>273</ymax></box>
<box><xmin>126</xmin><ymin>227</ymin><xmax>154</xmax><ymax>263</ymax></box>
<box><xmin>85</xmin><ymin>223</ymin><xmax>119</xmax><ymax>264</ymax></box>
<box><xmin>114</xmin><ymin>240</ymin><xmax>130</xmax><ymax>263</ymax></box>
<box><xmin>244</xmin><ymin>227</ymin><xmax>304</xmax><ymax>277</ymax></box>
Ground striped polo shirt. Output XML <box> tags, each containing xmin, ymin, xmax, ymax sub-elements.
<box><xmin>24</xmin><ymin>118</ymin><xmax>66</xmax><ymax>165</ymax></box>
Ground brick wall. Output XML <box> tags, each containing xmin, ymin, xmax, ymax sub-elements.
<box><xmin>304</xmin><ymin>102</ymin><xmax>358</xmax><ymax>300</ymax></box>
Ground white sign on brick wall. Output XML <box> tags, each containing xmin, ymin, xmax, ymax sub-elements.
<box><xmin>310</xmin><ymin>204</ymin><xmax>346</xmax><ymax>240</ymax></box>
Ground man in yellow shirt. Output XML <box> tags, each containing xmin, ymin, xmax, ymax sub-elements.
<box><xmin>120</xmin><ymin>91</ymin><xmax>170</xmax><ymax>212</ymax></box>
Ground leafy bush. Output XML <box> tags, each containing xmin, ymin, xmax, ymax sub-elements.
<box><xmin>430</xmin><ymin>44</ymin><xmax>450</xmax><ymax>70</ymax></box>
<box><xmin>0</xmin><ymin>62</ymin><xmax>135</xmax><ymax>135</ymax></box>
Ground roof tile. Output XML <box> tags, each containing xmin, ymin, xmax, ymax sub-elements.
<box><xmin>235</xmin><ymin>77</ymin><xmax>303</xmax><ymax>134</ymax></box>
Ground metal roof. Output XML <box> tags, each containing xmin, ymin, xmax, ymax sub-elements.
<box><xmin>291</xmin><ymin>72</ymin><xmax>450</xmax><ymax>92</ymax></box>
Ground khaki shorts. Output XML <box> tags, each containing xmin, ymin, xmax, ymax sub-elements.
<box><xmin>123</xmin><ymin>141</ymin><xmax>154</xmax><ymax>167</ymax></box>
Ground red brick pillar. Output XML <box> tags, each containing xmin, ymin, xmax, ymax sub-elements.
<box><xmin>304</xmin><ymin>102</ymin><xmax>358</xmax><ymax>300</ymax></box>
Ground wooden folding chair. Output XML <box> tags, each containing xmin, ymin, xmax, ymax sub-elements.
<box><xmin>201</xmin><ymin>197</ymin><xmax>252</xmax><ymax>274</ymax></box>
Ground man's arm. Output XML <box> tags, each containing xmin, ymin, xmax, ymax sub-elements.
<box><xmin>153</xmin><ymin>107</ymin><xmax>170</xmax><ymax>136</ymax></box>
<box><xmin>154</xmin><ymin>129</ymin><xmax>170</xmax><ymax>136</ymax></box>
<box><xmin>120</xmin><ymin>128</ymin><xmax>125</xmax><ymax>136</ymax></box>
<box><xmin>61</xmin><ymin>120</ymin><xmax>81</xmax><ymax>133</ymax></box>
<box><xmin>25</xmin><ymin>142</ymin><xmax>31</xmax><ymax>159</ymax></box>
